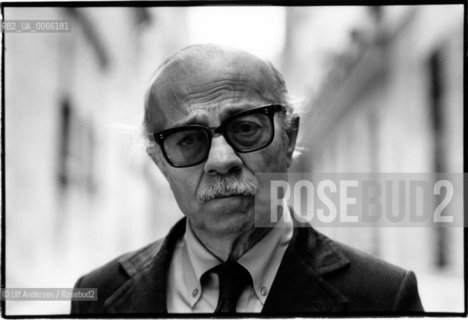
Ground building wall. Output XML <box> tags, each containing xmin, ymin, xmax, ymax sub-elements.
<box><xmin>283</xmin><ymin>5</ymin><xmax>463</xmax><ymax>312</ymax></box>
<box><xmin>4</xmin><ymin>7</ymin><xmax>187</xmax><ymax>315</ymax></box>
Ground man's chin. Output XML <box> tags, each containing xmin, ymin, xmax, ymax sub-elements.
<box><xmin>198</xmin><ymin>197</ymin><xmax>253</xmax><ymax>231</ymax></box>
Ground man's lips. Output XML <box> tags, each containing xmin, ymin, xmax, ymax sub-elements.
<box><xmin>212</xmin><ymin>194</ymin><xmax>242</xmax><ymax>199</ymax></box>
<box><xmin>210</xmin><ymin>194</ymin><xmax>252</xmax><ymax>200</ymax></box>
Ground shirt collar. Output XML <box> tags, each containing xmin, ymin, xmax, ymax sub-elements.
<box><xmin>238</xmin><ymin>205</ymin><xmax>293</xmax><ymax>304</ymax></box>
<box><xmin>183</xmin><ymin>203</ymin><xmax>293</xmax><ymax>307</ymax></box>
<box><xmin>183</xmin><ymin>221</ymin><xmax>221</xmax><ymax>307</ymax></box>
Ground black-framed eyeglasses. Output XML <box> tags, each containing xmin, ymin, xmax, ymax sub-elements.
<box><xmin>151</xmin><ymin>104</ymin><xmax>285</xmax><ymax>168</ymax></box>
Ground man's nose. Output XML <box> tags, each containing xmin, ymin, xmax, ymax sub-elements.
<box><xmin>204</xmin><ymin>135</ymin><xmax>243</xmax><ymax>175</ymax></box>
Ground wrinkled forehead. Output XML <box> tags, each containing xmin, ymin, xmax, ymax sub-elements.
<box><xmin>146</xmin><ymin>48</ymin><xmax>281</xmax><ymax>131</ymax></box>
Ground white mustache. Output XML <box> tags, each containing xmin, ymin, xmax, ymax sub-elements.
<box><xmin>197</xmin><ymin>175</ymin><xmax>259</xmax><ymax>202</ymax></box>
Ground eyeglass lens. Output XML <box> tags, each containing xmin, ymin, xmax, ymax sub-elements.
<box><xmin>163</xmin><ymin>112</ymin><xmax>274</xmax><ymax>166</ymax></box>
<box><xmin>225</xmin><ymin>113</ymin><xmax>272</xmax><ymax>150</ymax></box>
<box><xmin>163</xmin><ymin>128</ymin><xmax>211</xmax><ymax>166</ymax></box>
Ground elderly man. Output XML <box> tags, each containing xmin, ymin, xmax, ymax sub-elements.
<box><xmin>71</xmin><ymin>44</ymin><xmax>424</xmax><ymax>315</ymax></box>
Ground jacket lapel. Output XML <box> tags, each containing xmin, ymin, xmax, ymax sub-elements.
<box><xmin>104</xmin><ymin>218</ymin><xmax>187</xmax><ymax>314</ymax></box>
<box><xmin>100</xmin><ymin>215</ymin><xmax>351</xmax><ymax>314</ymax></box>
<box><xmin>262</xmin><ymin>216</ymin><xmax>350</xmax><ymax>313</ymax></box>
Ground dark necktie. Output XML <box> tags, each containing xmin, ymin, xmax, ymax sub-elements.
<box><xmin>211</xmin><ymin>260</ymin><xmax>251</xmax><ymax>313</ymax></box>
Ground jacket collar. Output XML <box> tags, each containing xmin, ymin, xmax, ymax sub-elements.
<box><xmin>105</xmin><ymin>215</ymin><xmax>350</xmax><ymax>314</ymax></box>
<box><xmin>262</xmin><ymin>216</ymin><xmax>350</xmax><ymax>313</ymax></box>
<box><xmin>104</xmin><ymin>218</ymin><xmax>187</xmax><ymax>314</ymax></box>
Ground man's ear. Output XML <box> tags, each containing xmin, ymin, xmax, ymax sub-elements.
<box><xmin>286</xmin><ymin>116</ymin><xmax>300</xmax><ymax>168</ymax></box>
<box><xmin>146</xmin><ymin>145</ymin><xmax>169</xmax><ymax>178</ymax></box>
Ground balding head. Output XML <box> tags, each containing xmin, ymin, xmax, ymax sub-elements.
<box><xmin>143</xmin><ymin>44</ymin><xmax>295</xmax><ymax>137</ymax></box>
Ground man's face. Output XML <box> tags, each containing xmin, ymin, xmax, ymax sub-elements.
<box><xmin>147</xmin><ymin>47</ymin><xmax>297</xmax><ymax>239</ymax></box>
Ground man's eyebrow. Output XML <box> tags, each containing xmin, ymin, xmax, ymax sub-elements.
<box><xmin>168</xmin><ymin>105</ymin><xmax>259</xmax><ymax>129</ymax></box>
<box><xmin>220</xmin><ymin>106</ymin><xmax>254</xmax><ymax>121</ymax></box>
<box><xmin>172</xmin><ymin>113</ymin><xmax>210</xmax><ymax>127</ymax></box>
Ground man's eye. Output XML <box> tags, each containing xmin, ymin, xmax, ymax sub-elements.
<box><xmin>177</xmin><ymin>134</ymin><xmax>200</xmax><ymax>147</ymax></box>
<box><xmin>233</xmin><ymin>122</ymin><xmax>261</xmax><ymax>135</ymax></box>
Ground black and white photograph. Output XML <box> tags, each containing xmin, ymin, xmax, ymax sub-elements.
<box><xmin>1</xmin><ymin>2</ymin><xmax>465</xmax><ymax>317</ymax></box>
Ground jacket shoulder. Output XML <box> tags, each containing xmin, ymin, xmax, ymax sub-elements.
<box><xmin>336</xmin><ymin>241</ymin><xmax>407</xmax><ymax>279</ymax></box>
<box><xmin>71</xmin><ymin>239</ymin><xmax>164</xmax><ymax>314</ymax></box>
<box><xmin>325</xmin><ymin>238</ymin><xmax>423</xmax><ymax>312</ymax></box>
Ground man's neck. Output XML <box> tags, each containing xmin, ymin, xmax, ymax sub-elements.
<box><xmin>189</xmin><ymin>223</ymin><xmax>272</xmax><ymax>261</ymax></box>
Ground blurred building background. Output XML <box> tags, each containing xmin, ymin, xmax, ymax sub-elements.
<box><xmin>283</xmin><ymin>5</ymin><xmax>464</xmax><ymax>312</ymax></box>
<box><xmin>2</xmin><ymin>5</ymin><xmax>464</xmax><ymax>315</ymax></box>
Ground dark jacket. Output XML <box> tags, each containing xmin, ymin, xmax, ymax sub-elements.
<box><xmin>71</xmin><ymin>217</ymin><xmax>424</xmax><ymax>315</ymax></box>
